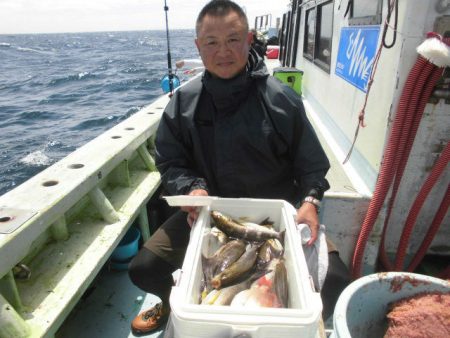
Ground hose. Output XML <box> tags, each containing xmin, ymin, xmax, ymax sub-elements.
<box><xmin>394</xmin><ymin>141</ymin><xmax>450</xmax><ymax>270</ymax></box>
<box><xmin>351</xmin><ymin>55</ymin><xmax>429</xmax><ymax>278</ymax></box>
<box><xmin>407</xmin><ymin>183</ymin><xmax>450</xmax><ymax>272</ymax></box>
<box><xmin>351</xmin><ymin>36</ymin><xmax>450</xmax><ymax>278</ymax></box>
<box><xmin>378</xmin><ymin>64</ymin><xmax>445</xmax><ymax>271</ymax></box>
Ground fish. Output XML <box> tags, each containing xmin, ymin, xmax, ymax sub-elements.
<box><xmin>273</xmin><ymin>258</ymin><xmax>289</xmax><ymax>308</ymax></box>
<box><xmin>211</xmin><ymin>243</ymin><xmax>261</xmax><ymax>289</ymax></box>
<box><xmin>202</xmin><ymin>239</ymin><xmax>246</xmax><ymax>292</ymax></box>
<box><xmin>258</xmin><ymin>217</ymin><xmax>274</xmax><ymax>226</ymax></box>
<box><xmin>257</xmin><ymin>238</ymin><xmax>284</xmax><ymax>268</ymax></box>
<box><xmin>238</xmin><ymin>217</ymin><xmax>274</xmax><ymax>227</ymax></box>
<box><xmin>210</xmin><ymin>211</ymin><xmax>283</xmax><ymax>242</ymax></box>
<box><xmin>210</xmin><ymin>226</ymin><xmax>228</xmax><ymax>246</ymax></box>
<box><xmin>201</xmin><ymin>227</ymin><xmax>228</xmax><ymax>262</ymax></box>
<box><xmin>251</xmin><ymin>258</ymin><xmax>289</xmax><ymax>308</ymax></box>
<box><xmin>201</xmin><ymin>279</ymin><xmax>250</xmax><ymax>306</ymax></box>
<box><xmin>230</xmin><ymin>284</ymin><xmax>282</xmax><ymax>308</ymax></box>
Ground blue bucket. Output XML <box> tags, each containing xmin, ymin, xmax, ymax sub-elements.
<box><xmin>111</xmin><ymin>227</ymin><xmax>141</xmax><ymax>262</ymax></box>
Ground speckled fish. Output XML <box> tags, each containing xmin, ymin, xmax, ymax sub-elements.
<box><xmin>210</xmin><ymin>211</ymin><xmax>283</xmax><ymax>242</ymax></box>
<box><xmin>211</xmin><ymin>243</ymin><xmax>261</xmax><ymax>289</ymax></box>
<box><xmin>257</xmin><ymin>238</ymin><xmax>284</xmax><ymax>268</ymax></box>
<box><xmin>202</xmin><ymin>239</ymin><xmax>246</xmax><ymax>288</ymax></box>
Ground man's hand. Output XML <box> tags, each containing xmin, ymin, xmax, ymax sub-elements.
<box><xmin>175</xmin><ymin>60</ymin><xmax>185</xmax><ymax>69</ymax></box>
<box><xmin>181</xmin><ymin>189</ymin><xmax>209</xmax><ymax>226</ymax></box>
<box><xmin>296</xmin><ymin>202</ymin><xmax>319</xmax><ymax>246</ymax></box>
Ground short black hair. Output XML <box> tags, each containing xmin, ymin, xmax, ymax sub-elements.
<box><xmin>196</xmin><ymin>0</ymin><xmax>249</xmax><ymax>35</ymax></box>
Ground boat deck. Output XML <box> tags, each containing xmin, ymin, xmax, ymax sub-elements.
<box><xmin>56</xmin><ymin>264</ymin><xmax>172</xmax><ymax>338</ymax></box>
<box><xmin>264</xmin><ymin>58</ymin><xmax>356</xmax><ymax>195</ymax></box>
<box><xmin>56</xmin><ymin>263</ymin><xmax>328</xmax><ymax>338</ymax></box>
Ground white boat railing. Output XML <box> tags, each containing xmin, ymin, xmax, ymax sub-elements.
<box><xmin>0</xmin><ymin>94</ymin><xmax>170</xmax><ymax>338</ymax></box>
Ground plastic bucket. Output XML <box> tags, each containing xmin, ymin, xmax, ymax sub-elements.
<box><xmin>273</xmin><ymin>67</ymin><xmax>304</xmax><ymax>96</ymax></box>
<box><xmin>111</xmin><ymin>226</ymin><xmax>141</xmax><ymax>262</ymax></box>
<box><xmin>331</xmin><ymin>272</ymin><xmax>450</xmax><ymax>338</ymax></box>
<box><xmin>266</xmin><ymin>45</ymin><xmax>279</xmax><ymax>59</ymax></box>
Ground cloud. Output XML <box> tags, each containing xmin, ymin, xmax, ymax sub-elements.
<box><xmin>0</xmin><ymin>0</ymin><xmax>289</xmax><ymax>34</ymax></box>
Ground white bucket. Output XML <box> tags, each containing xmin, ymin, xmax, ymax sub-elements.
<box><xmin>331</xmin><ymin>272</ymin><xmax>450</xmax><ymax>338</ymax></box>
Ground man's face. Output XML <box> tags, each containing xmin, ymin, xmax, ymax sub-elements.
<box><xmin>195</xmin><ymin>11</ymin><xmax>252</xmax><ymax>79</ymax></box>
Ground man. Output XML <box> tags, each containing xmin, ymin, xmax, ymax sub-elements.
<box><xmin>129</xmin><ymin>0</ymin><xmax>344</xmax><ymax>334</ymax></box>
<box><xmin>250</xmin><ymin>28</ymin><xmax>267</xmax><ymax>58</ymax></box>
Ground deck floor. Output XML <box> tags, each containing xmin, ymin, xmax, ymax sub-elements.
<box><xmin>56</xmin><ymin>263</ymin><xmax>172</xmax><ymax>338</ymax></box>
<box><xmin>57</xmin><ymin>261</ymin><xmax>331</xmax><ymax>338</ymax></box>
<box><xmin>265</xmin><ymin>58</ymin><xmax>356</xmax><ymax>195</ymax></box>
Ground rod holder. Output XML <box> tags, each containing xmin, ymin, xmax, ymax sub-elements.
<box><xmin>137</xmin><ymin>144</ymin><xmax>157</xmax><ymax>172</ymax></box>
<box><xmin>88</xmin><ymin>187</ymin><xmax>120</xmax><ymax>224</ymax></box>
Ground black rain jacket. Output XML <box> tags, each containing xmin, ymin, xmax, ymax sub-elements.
<box><xmin>155</xmin><ymin>50</ymin><xmax>330</xmax><ymax>206</ymax></box>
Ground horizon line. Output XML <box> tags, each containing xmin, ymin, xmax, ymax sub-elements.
<box><xmin>0</xmin><ymin>27</ymin><xmax>196</xmax><ymax>36</ymax></box>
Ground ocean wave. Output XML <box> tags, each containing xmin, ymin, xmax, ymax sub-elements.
<box><xmin>20</xmin><ymin>150</ymin><xmax>52</xmax><ymax>166</ymax></box>
<box><xmin>104</xmin><ymin>78</ymin><xmax>158</xmax><ymax>93</ymax></box>
<box><xmin>16</xmin><ymin>46</ymin><xmax>53</xmax><ymax>55</ymax></box>
<box><xmin>0</xmin><ymin>42</ymin><xmax>11</xmax><ymax>48</ymax></box>
<box><xmin>71</xmin><ymin>115</ymin><xmax>120</xmax><ymax>130</ymax></box>
<box><xmin>46</xmin><ymin>140</ymin><xmax>62</xmax><ymax>148</ymax></box>
<box><xmin>39</xmin><ymin>92</ymin><xmax>84</xmax><ymax>105</ymax></box>
<box><xmin>114</xmin><ymin>106</ymin><xmax>141</xmax><ymax>123</ymax></box>
<box><xmin>19</xmin><ymin>110</ymin><xmax>56</xmax><ymax>121</ymax></box>
<box><xmin>139</xmin><ymin>40</ymin><xmax>164</xmax><ymax>48</ymax></box>
<box><xmin>49</xmin><ymin>72</ymin><xmax>97</xmax><ymax>86</ymax></box>
<box><xmin>121</xmin><ymin>66</ymin><xmax>148</xmax><ymax>74</ymax></box>
<box><xmin>126</xmin><ymin>106</ymin><xmax>141</xmax><ymax>115</ymax></box>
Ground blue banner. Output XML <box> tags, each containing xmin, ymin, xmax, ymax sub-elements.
<box><xmin>335</xmin><ymin>26</ymin><xmax>380</xmax><ymax>92</ymax></box>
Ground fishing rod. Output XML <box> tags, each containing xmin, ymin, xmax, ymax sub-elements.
<box><xmin>161</xmin><ymin>0</ymin><xmax>180</xmax><ymax>95</ymax></box>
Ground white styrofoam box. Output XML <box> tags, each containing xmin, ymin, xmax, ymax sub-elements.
<box><xmin>170</xmin><ymin>198</ymin><xmax>322</xmax><ymax>338</ymax></box>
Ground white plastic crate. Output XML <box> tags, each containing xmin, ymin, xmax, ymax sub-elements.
<box><xmin>169</xmin><ymin>198</ymin><xmax>322</xmax><ymax>338</ymax></box>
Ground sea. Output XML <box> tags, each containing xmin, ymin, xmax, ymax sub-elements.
<box><xmin>0</xmin><ymin>29</ymin><xmax>199</xmax><ymax>196</ymax></box>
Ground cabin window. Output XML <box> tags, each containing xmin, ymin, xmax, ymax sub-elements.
<box><xmin>302</xmin><ymin>0</ymin><xmax>334</xmax><ymax>72</ymax></box>
<box><xmin>349</xmin><ymin>0</ymin><xmax>382</xmax><ymax>25</ymax></box>
<box><xmin>303</xmin><ymin>7</ymin><xmax>316</xmax><ymax>60</ymax></box>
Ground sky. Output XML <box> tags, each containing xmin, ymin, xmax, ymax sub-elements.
<box><xmin>0</xmin><ymin>0</ymin><xmax>291</xmax><ymax>34</ymax></box>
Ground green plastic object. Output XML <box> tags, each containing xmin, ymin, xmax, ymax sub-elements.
<box><xmin>273</xmin><ymin>67</ymin><xmax>304</xmax><ymax>96</ymax></box>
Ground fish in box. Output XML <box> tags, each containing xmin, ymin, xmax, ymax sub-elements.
<box><xmin>169</xmin><ymin>198</ymin><xmax>322</xmax><ymax>338</ymax></box>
